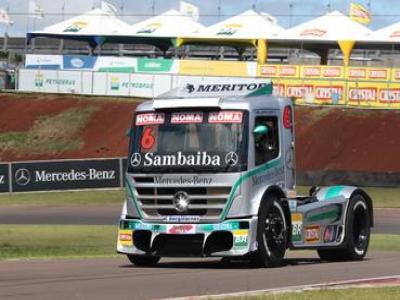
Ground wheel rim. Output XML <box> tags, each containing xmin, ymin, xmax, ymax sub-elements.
<box><xmin>352</xmin><ymin>201</ymin><xmax>369</xmax><ymax>255</ymax></box>
<box><xmin>264</xmin><ymin>202</ymin><xmax>286</xmax><ymax>254</ymax></box>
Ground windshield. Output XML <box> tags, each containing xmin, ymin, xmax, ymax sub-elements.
<box><xmin>128</xmin><ymin>110</ymin><xmax>248</xmax><ymax>173</ymax></box>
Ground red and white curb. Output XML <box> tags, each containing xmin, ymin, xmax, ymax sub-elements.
<box><xmin>166</xmin><ymin>275</ymin><xmax>400</xmax><ymax>300</ymax></box>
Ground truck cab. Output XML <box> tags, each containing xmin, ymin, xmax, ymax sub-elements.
<box><xmin>117</xmin><ymin>85</ymin><xmax>373</xmax><ymax>267</ymax></box>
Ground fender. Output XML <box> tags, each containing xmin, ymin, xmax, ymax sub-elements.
<box><xmin>316</xmin><ymin>186</ymin><xmax>373</xmax><ymax>227</ymax></box>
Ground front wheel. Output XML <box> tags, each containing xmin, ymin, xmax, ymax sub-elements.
<box><xmin>252</xmin><ymin>195</ymin><xmax>288</xmax><ymax>267</ymax></box>
<box><xmin>318</xmin><ymin>193</ymin><xmax>371</xmax><ymax>261</ymax></box>
<box><xmin>127</xmin><ymin>254</ymin><xmax>160</xmax><ymax>267</ymax></box>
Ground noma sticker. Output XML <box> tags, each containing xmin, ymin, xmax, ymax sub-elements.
<box><xmin>171</xmin><ymin>112</ymin><xmax>203</xmax><ymax>124</ymax></box>
<box><xmin>208</xmin><ymin>111</ymin><xmax>243</xmax><ymax>123</ymax></box>
<box><xmin>136</xmin><ymin>113</ymin><xmax>165</xmax><ymax>126</ymax></box>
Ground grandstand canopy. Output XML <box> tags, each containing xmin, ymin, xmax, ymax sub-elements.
<box><xmin>272</xmin><ymin>10</ymin><xmax>373</xmax><ymax>65</ymax></box>
<box><xmin>107</xmin><ymin>9</ymin><xmax>205</xmax><ymax>51</ymax></box>
<box><xmin>362</xmin><ymin>22</ymin><xmax>400</xmax><ymax>44</ymax></box>
<box><xmin>27</xmin><ymin>3</ymin><xmax>130</xmax><ymax>48</ymax></box>
<box><xmin>178</xmin><ymin>10</ymin><xmax>285</xmax><ymax>47</ymax></box>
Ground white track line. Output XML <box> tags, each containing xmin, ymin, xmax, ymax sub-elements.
<box><xmin>165</xmin><ymin>274</ymin><xmax>400</xmax><ymax>300</ymax></box>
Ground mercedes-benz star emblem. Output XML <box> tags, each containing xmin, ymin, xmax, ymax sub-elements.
<box><xmin>130</xmin><ymin>153</ymin><xmax>142</xmax><ymax>167</ymax></box>
<box><xmin>225</xmin><ymin>152</ymin><xmax>239</xmax><ymax>166</ymax></box>
<box><xmin>15</xmin><ymin>168</ymin><xmax>31</xmax><ymax>186</ymax></box>
<box><xmin>173</xmin><ymin>191</ymin><xmax>190</xmax><ymax>213</ymax></box>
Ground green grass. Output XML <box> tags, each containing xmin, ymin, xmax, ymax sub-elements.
<box><xmin>0</xmin><ymin>106</ymin><xmax>98</xmax><ymax>155</ymax></box>
<box><xmin>370</xmin><ymin>234</ymin><xmax>400</xmax><ymax>252</ymax></box>
<box><xmin>0</xmin><ymin>224</ymin><xmax>117</xmax><ymax>260</ymax></box>
<box><xmin>0</xmin><ymin>190</ymin><xmax>124</xmax><ymax>206</ymax></box>
<box><xmin>226</xmin><ymin>287</ymin><xmax>400</xmax><ymax>300</ymax></box>
<box><xmin>297</xmin><ymin>186</ymin><xmax>400</xmax><ymax>208</ymax></box>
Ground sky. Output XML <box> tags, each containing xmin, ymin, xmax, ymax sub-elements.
<box><xmin>0</xmin><ymin>0</ymin><xmax>399</xmax><ymax>36</ymax></box>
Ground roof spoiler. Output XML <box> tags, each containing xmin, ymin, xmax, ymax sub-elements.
<box><xmin>155</xmin><ymin>78</ymin><xmax>273</xmax><ymax>100</ymax></box>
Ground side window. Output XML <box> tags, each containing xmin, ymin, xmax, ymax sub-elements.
<box><xmin>254</xmin><ymin>116</ymin><xmax>279</xmax><ymax>166</ymax></box>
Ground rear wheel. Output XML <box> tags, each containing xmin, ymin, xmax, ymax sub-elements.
<box><xmin>318</xmin><ymin>194</ymin><xmax>371</xmax><ymax>261</ymax></box>
<box><xmin>252</xmin><ymin>195</ymin><xmax>288</xmax><ymax>267</ymax></box>
<box><xmin>127</xmin><ymin>254</ymin><xmax>160</xmax><ymax>267</ymax></box>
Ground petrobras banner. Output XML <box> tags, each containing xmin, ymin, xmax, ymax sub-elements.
<box><xmin>92</xmin><ymin>72</ymin><xmax>172</xmax><ymax>97</ymax></box>
<box><xmin>18</xmin><ymin>69</ymin><xmax>92</xmax><ymax>94</ymax></box>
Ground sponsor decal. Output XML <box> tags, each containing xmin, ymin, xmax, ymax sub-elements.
<box><xmin>300</xmin><ymin>28</ymin><xmax>327</xmax><ymax>37</ymax></box>
<box><xmin>349</xmin><ymin>88</ymin><xmax>377</xmax><ymax>102</ymax></box>
<box><xmin>288</xmin><ymin>200</ymin><xmax>297</xmax><ymax>211</ymax></box>
<box><xmin>136</xmin><ymin>22</ymin><xmax>161</xmax><ymax>34</ymax></box>
<box><xmin>379</xmin><ymin>89</ymin><xmax>400</xmax><ymax>103</ymax></box>
<box><xmin>233</xmin><ymin>229</ymin><xmax>249</xmax><ymax>248</ymax></box>
<box><xmin>118</xmin><ymin>230</ymin><xmax>133</xmax><ymax>246</ymax></box>
<box><xmin>314</xmin><ymin>86</ymin><xmax>343</xmax><ymax>101</ymax></box>
<box><xmin>323</xmin><ymin>67</ymin><xmax>342</xmax><ymax>78</ymax></box>
<box><xmin>171</xmin><ymin>112</ymin><xmax>203</xmax><ymax>124</ymax></box>
<box><xmin>368</xmin><ymin>69</ymin><xmax>387</xmax><ymax>79</ymax></box>
<box><xmin>260</xmin><ymin>65</ymin><xmax>277</xmax><ymax>76</ymax></box>
<box><xmin>291</xmin><ymin>213</ymin><xmax>303</xmax><ymax>242</ymax></box>
<box><xmin>273</xmin><ymin>84</ymin><xmax>285</xmax><ymax>96</ymax></box>
<box><xmin>286</xmin><ymin>85</ymin><xmax>314</xmax><ymax>98</ymax></box>
<box><xmin>167</xmin><ymin>224</ymin><xmax>195</xmax><ymax>234</ymax></box>
<box><xmin>279</xmin><ymin>66</ymin><xmax>297</xmax><ymax>77</ymax></box>
<box><xmin>164</xmin><ymin>215</ymin><xmax>201</xmax><ymax>223</ymax></box>
<box><xmin>390</xmin><ymin>30</ymin><xmax>400</xmax><ymax>38</ymax></box>
<box><xmin>349</xmin><ymin>68</ymin><xmax>367</xmax><ymax>78</ymax></box>
<box><xmin>305</xmin><ymin>225</ymin><xmax>320</xmax><ymax>243</ymax></box>
<box><xmin>136</xmin><ymin>113</ymin><xmax>165</xmax><ymax>126</ymax></box>
<box><xmin>132</xmin><ymin>152</ymin><xmax>222</xmax><ymax>167</ymax></box>
<box><xmin>63</xmin><ymin>21</ymin><xmax>88</xmax><ymax>32</ymax></box>
<box><xmin>208</xmin><ymin>111</ymin><xmax>243</xmax><ymax>123</ymax></box>
<box><xmin>217</xmin><ymin>23</ymin><xmax>242</xmax><ymax>36</ymax></box>
<box><xmin>252</xmin><ymin>166</ymin><xmax>285</xmax><ymax>186</ymax></box>
<box><xmin>303</xmin><ymin>67</ymin><xmax>321</xmax><ymax>77</ymax></box>
<box><xmin>306</xmin><ymin>206</ymin><xmax>341</xmax><ymax>223</ymax></box>
<box><xmin>154</xmin><ymin>176</ymin><xmax>212</xmax><ymax>185</ymax></box>
<box><xmin>323</xmin><ymin>225</ymin><xmax>337</xmax><ymax>243</ymax></box>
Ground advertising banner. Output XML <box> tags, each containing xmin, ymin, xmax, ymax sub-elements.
<box><xmin>63</xmin><ymin>55</ymin><xmax>97</xmax><ymax>70</ymax></box>
<box><xmin>11</xmin><ymin>159</ymin><xmax>121</xmax><ymax>192</ymax></box>
<box><xmin>137</xmin><ymin>58</ymin><xmax>178</xmax><ymax>73</ymax></box>
<box><xmin>25</xmin><ymin>54</ymin><xmax>63</xmax><ymax>70</ymax></box>
<box><xmin>18</xmin><ymin>69</ymin><xmax>87</xmax><ymax>94</ymax></box>
<box><xmin>0</xmin><ymin>164</ymin><xmax>10</xmax><ymax>193</ymax></box>
<box><xmin>179</xmin><ymin>60</ymin><xmax>252</xmax><ymax>77</ymax></box>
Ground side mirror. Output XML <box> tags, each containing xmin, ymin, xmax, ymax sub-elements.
<box><xmin>125</xmin><ymin>128</ymin><xmax>132</xmax><ymax>137</ymax></box>
<box><xmin>253</xmin><ymin>124</ymin><xmax>268</xmax><ymax>135</ymax></box>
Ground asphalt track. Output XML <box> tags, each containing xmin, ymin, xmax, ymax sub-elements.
<box><xmin>0</xmin><ymin>251</ymin><xmax>400</xmax><ymax>300</ymax></box>
<box><xmin>0</xmin><ymin>204</ymin><xmax>399</xmax><ymax>234</ymax></box>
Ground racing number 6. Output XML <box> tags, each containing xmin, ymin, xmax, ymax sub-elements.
<box><xmin>141</xmin><ymin>127</ymin><xmax>155</xmax><ymax>149</ymax></box>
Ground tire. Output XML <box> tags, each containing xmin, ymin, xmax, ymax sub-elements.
<box><xmin>252</xmin><ymin>195</ymin><xmax>288</xmax><ymax>267</ymax></box>
<box><xmin>318</xmin><ymin>194</ymin><xmax>371</xmax><ymax>261</ymax></box>
<box><xmin>127</xmin><ymin>254</ymin><xmax>160</xmax><ymax>267</ymax></box>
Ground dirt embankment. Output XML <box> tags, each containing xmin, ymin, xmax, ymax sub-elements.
<box><xmin>1</xmin><ymin>92</ymin><xmax>400</xmax><ymax>172</ymax></box>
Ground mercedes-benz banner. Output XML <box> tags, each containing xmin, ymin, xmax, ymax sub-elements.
<box><xmin>0</xmin><ymin>164</ymin><xmax>10</xmax><ymax>193</ymax></box>
<box><xmin>12</xmin><ymin>159</ymin><xmax>121</xmax><ymax>192</ymax></box>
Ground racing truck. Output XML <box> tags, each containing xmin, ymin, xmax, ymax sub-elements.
<box><xmin>117</xmin><ymin>83</ymin><xmax>373</xmax><ymax>267</ymax></box>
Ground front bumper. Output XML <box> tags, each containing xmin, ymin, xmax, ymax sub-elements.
<box><xmin>117</xmin><ymin>218</ymin><xmax>258</xmax><ymax>257</ymax></box>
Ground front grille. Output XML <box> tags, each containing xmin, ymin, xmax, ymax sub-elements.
<box><xmin>132</xmin><ymin>176</ymin><xmax>232</xmax><ymax>221</ymax></box>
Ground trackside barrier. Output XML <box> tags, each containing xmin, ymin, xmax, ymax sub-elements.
<box><xmin>0</xmin><ymin>158</ymin><xmax>399</xmax><ymax>194</ymax></box>
<box><xmin>0</xmin><ymin>158</ymin><xmax>128</xmax><ymax>193</ymax></box>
